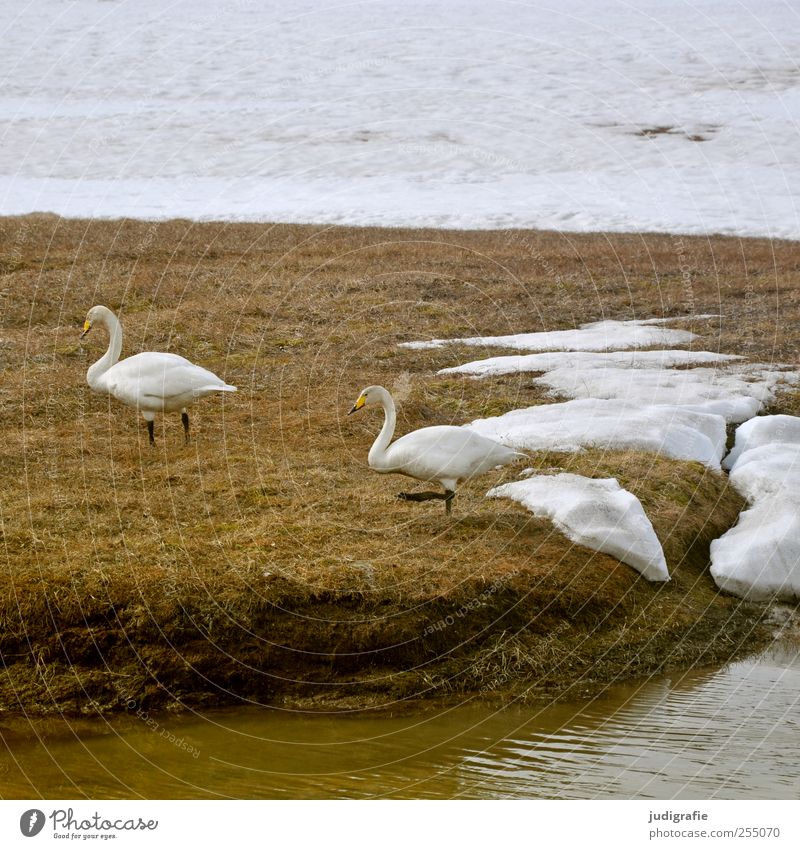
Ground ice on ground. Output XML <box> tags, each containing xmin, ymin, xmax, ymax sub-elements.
<box><xmin>710</xmin><ymin>501</ymin><xmax>800</xmax><ymax>602</ymax></box>
<box><xmin>726</xmin><ymin>444</ymin><xmax>800</xmax><ymax>503</ymax></box>
<box><xmin>427</xmin><ymin>320</ymin><xmax>798</xmax><ymax>426</ymax></box>
<box><xmin>487</xmin><ymin>473</ymin><xmax>669</xmax><ymax>582</ymax></box>
<box><xmin>468</xmin><ymin>399</ymin><xmax>727</xmax><ymax>468</ymax></box>
<box><xmin>401</xmin><ymin>319</ymin><xmax>703</xmax><ymax>353</ymax></box>
<box><xmin>2</xmin><ymin>2</ymin><xmax>799</xmax><ymax>238</ymax></box>
<box><xmin>430</xmin><ymin>330</ymin><xmax>797</xmax><ymax>423</ymax></box>
<box><xmin>531</xmin><ymin>363</ymin><xmax>799</xmax><ymax>424</ymax></box>
<box><xmin>723</xmin><ymin>414</ymin><xmax>800</xmax><ymax>470</ymax></box>
<box><xmin>710</xmin><ymin>415</ymin><xmax>800</xmax><ymax>602</ymax></box>
<box><xmin>440</xmin><ymin>349</ymin><xmax>740</xmax><ymax>378</ymax></box>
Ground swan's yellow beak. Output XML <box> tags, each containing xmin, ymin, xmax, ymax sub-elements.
<box><xmin>80</xmin><ymin>320</ymin><xmax>92</xmax><ymax>339</ymax></box>
<box><xmin>348</xmin><ymin>395</ymin><xmax>366</xmax><ymax>415</ymax></box>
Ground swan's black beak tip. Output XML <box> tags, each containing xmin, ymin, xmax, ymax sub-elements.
<box><xmin>348</xmin><ymin>396</ymin><xmax>366</xmax><ymax>416</ymax></box>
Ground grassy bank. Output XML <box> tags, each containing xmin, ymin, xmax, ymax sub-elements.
<box><xmin>0</xmin><ymin>215</ymin><xmax>797</xmax><ymax>715</ymax></box>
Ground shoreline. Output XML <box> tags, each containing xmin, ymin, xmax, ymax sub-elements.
<box><xmin>0</xmin><ymin>215</ymin><xmax>796</xmax><ymax>716</ymax></box>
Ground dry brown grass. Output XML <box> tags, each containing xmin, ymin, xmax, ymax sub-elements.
<box><xmin>0</xmin><ymin>215</ymin><xmax>797</xmax><ymax>715</ymax></box>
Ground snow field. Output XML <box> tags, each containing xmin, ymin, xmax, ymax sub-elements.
<box><xmin>3</xmin><ymin>2</ymin><xmax>799</xmax><ymax>237</ymax></box>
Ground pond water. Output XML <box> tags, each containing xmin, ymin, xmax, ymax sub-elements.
<box><xmin>2</xmin><ymin>637</ymin><xmax>798</xmax><ymax>799</ymax></box>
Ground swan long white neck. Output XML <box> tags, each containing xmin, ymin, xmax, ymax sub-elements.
<box><xmin>86</xmin><ymin>307</ymin><xmax>123</xmax><ymax>392</ymax></box>
<box><xmin>368</xmin><ymin>387</ymin><xmax>397</xmax><ymax>469</ymax></box>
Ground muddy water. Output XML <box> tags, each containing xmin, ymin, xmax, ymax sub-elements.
<box><xmin>2</xmin><ymin>639</ymin><xmax>798</xmax><ymax>799</ymax></box>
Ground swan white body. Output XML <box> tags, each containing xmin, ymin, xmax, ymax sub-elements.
<box><xmin>81</xmin><ymin>305</ymin><xmax>236</xmax><ymax>443</ymax></box>
<box><xmin>349</xmin><ymin>385</ymin><xmax>522</xmax><ymax>512</ymax></box>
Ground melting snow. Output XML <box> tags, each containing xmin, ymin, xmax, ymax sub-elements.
<box><xmin>487</xmin><ymin>473</ymin><xmax>669</xmax><ymax>582</ymax></box>
<box><xmin>2</xmin><ymin>2</ymin><xmax>799</xmax><ymax>237</ymax></box>
<box><xmin>530</xmin><ymin>363</ymin><xmax>797</xmax><ymax>424</ymax></box>
<box><xmin>441</xmin><ymin>349</ymin><xmax>740</xmax><ymax>377</ymax></box>
<box><xmin>467</xmin><ymin>398</ymin><xmax>727</xmax><ymax>468</ymax></box>
<box><xmin>723</xmin><ymin>415</ymin><xmax>800</xmax><ymax>471</ymax></box>
<box><xmin>710</xmin><ymin>416</ymin><xmax>800</xmax><ymax>602</ymax></box>
<box><xmin>401</xmin><ymin>319</ymin><xmax>702</xmax><ymax>352</ymax></box>
<box><xmin>426</xmin><ymin>330</ymin><xmax>797</xmax><ymax>424</ymax></box>
<box><xmin>417</xmin><ymin>315</ymin><xmax>799</xmax><ymax>583</ymax></box>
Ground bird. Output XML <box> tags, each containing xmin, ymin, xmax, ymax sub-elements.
<box><xmin>80</xmin><ymin>305</ymin><xmax>237</xmax><ymax>445</ymax></box>
<box><xmin>348</xmin><ymin>385</ymin><xmax>524</xmax><ymax>514</ymax></box>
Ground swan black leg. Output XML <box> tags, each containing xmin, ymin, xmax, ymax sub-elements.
<box><xmin>397</xmin><ymin>490</ymin><xmax>457</xmax><ymax>515</ymax></box>
<box><xmin>147</xmin><ymin>420</ymin><xmax>155</xmax><ymax>446</ymax></box>
<box><xmin>181</xmin><ymin>411</ymin><xmax>190</xmax><ymax>444</ymax></box>
<box><xmin>397</xmin><ymin>490</ymin><xmax>448</xmax><ymax>503</ymax></box>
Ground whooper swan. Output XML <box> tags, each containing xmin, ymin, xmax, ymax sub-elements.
<box><xmin>348</xmin><ymin>385</ymin><xmax>523</xmax><ymax>514</ymax></box>
<box><xmin>81</xmin><ymin>305</ymin><xmax>236</xmax><ymax>445</ymax></box>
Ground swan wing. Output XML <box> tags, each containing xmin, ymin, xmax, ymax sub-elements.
<box><xmin>103</xmin><ymin>352</ymin><xmax>235</xmax><ymax>409</ymax></box>
<box><xmin>383</xmin><ymin>426</ymin><xmax>518</xmax><ymax>483</ymax></box>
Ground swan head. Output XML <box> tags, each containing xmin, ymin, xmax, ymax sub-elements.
<box><xmin>348</xmin><ymin>385</ymin><xmax>387</xmax><ymax>415</ymax></box>
<box><xmin>80</xmin><ymin>305</ymin><xmax>115</xmax><ymax>338</ymax></box>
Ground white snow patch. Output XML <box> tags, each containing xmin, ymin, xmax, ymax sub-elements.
<box><xmin>440</xmin><ymin>349</ymin><xmax>740</xmax><ymax>378</ymax></box>
<box><xmin>727</xmin><ymin>444</ymin><xmax>800</xmax><ymax>504</ymax></box>
<box><xmin>468</xmin><ymin>398</ymin><xmax>727</xmax><ymax>468</ymax></box>
<box><xmin>487</xmin><ymin>473</ymin><xmax>669</xmax><ymax>582</ymax></box>
<box><xmin>723</xmin><ymin>414</ymin><xmax>800</xmax><ymax>470</ymax></box>
<box><xmin>531</xmin><ymin>363</ymin><xmax>798</xmax><ymax>424</ymax></box>
<box><xmin>401</xmin><ymin>319</ymin><xmax>702</xmax><ymax>352</ymax></box>
<box><xmin>430</xmin><ymin>326</ymin><xmax>798</xmax><ymax>425</ymax></box>
<box><xmin>710</xmin><ymin>503</ymin><xmax>800</xmax><ymax>602</ymax></box>
<box><xmin>710</xmin><ymin>415</ymin><xmax>800</xmax><ymax>602</ymax></box>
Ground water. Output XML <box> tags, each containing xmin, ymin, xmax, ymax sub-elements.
<box><xmin>2</xmin><ymin>638</ymin><xmax>798</xmax><ymax>799</ymax></box>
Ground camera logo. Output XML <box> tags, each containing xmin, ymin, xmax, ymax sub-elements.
<box><xmin>19</xmin><ymin>809</ymin><xmax>46</xmax><ymax>837</ymax></box>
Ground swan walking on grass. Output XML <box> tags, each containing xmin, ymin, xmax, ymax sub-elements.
<box><xmin>348</xmin><ymin>385</ymin><xmax>523</xmax><ymax>514</ymax></box>
<box><xmin>80</xmin><ymin>305</ymin><xmax>237</xmax><ymax>445</ymax></box>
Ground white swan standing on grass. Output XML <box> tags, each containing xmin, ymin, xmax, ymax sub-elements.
<box><xmin>348</xmin><ymin>385</ymin><xmax>524</xmax><ymax>514</ymax></box>
<box><xmin>80</xmin><ymin>305</ymin><xmax>237</xmax><ymax>445</ymax></box>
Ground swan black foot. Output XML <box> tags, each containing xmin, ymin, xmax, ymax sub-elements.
<box><xmin>397</xmin><ymin>490</ymin><xmax>456</xmax><ymax>514</ymax></box>
<box><xmin>181</xmin><ymin>411</ymin><xmax>190</xmax><ymax>444</ymax></box>
<box><xmin>397</xmin><ymin>490</ymin><xmax>447</xmax><ymax>503</ymax></box>
<box><xmin>147</xmin><ymin>420</ymin><xmax>155</xmax><ymax>446</ymax></box>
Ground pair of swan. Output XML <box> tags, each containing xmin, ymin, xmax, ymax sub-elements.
<box><xmin>81</xmin><ymin>305</ymin><xmax>236</xmax><ymax>445</ymax></box>
<box><xmin>81</xmin><ymin>306</ymin><xmax>521</xmax><ymax>513</ymax></box>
